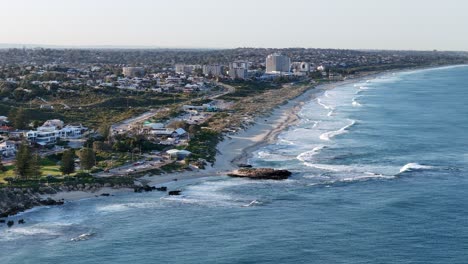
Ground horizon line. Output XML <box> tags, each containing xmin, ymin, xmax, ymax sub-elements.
<box><xmin>0</xmin><ymin>43</ymin><xmax>466</xmax><ymax>53</ymax></box>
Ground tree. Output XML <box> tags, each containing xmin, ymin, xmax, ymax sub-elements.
<box><xmin>60</xmin><ymin>150</ymin><xmax>75</xmax><ymax>175</ymax></box>
<box><xmin>98</xmin><ymin>122</ymin><xmax>111</xmax><ymax>141</ymax></box>
<box><xmin>28</xmin><ymin>153</ymin><xmax>42</xmax><ymax>180</ymax></box>
<box><xmin>8</xmin><ymin>108</ymin><xmax>16</xmax><ymax>126</ymax></box>
<box><xmin>15</xmin><ymin>143</ymin><xmax>31</xmax><ymax>179</ymax></box>
<box><xmin>0</xmin><ymin>155</ymin><xmax>7</xmax><ymax>172</ymax></box>
<box><xmin>79</xmin><ymin>148</ymin><xmax>95</xmax><ymax>171</ymax></box>
<box><xmin>167</xmin><ymin>120</ymin><xmax>188</xmax><ymax>130</ymax></box>
<box><xmin>14</xmin><ymin>142</ymin><xmax>41</xmax><ymax>179</ymax></box>
<box><xmin>10</xmin><ymin>107</ymin><xmax>29</xmax><ymax>129</ymax></box>
<box><xmin>92</xmin><ymin>141</ymin><xmax>104</xmax><ymax>152</ymax></box>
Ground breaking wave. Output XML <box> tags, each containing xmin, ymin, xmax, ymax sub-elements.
<box><xmin>399</xmin><ymin>163</ymin><xmax>434</xmax><ymax>174</ymax></box>
<box><xmin>297</xmin><ymin>146</ymin><xmax>326</xmax><ymax>162</ymax></box>
<box><xmin>352</xmin><ymin>97</ymin><xmax>362</xmax><ymax>107</ymax></box>
<box><xmin>317</xmin><ymin>98</ymin><xmax>334</xmax><ymax>111</ymax></box>
<box><xmin>319</xmin><ymin>119</ymin><xmax>356</xmax><ymax>141</ymax></box>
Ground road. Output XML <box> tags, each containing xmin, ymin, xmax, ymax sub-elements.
<box><xmin>211</xmin><ymin>82</ymin><xmax>236</xmax><ymax>99</ymax></box>
<box><xmin>111</xmin><ymin>83</ymin><xmax>235</xmax><ymax>135</ymax></box>
<box><xmin>111</xmin><ymin>109</ymin><xmax>162</xmax><ymax>135</ymax></box>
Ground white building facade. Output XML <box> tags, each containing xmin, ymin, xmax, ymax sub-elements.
<box><xmin>266</xmin><ymin>53</ymin><xmax>291</xmax><ymax>74</ymax></box>
<box><xmin>202</xmin><ymin>65</ymin><xmax>224</xmax><ymax>77</ymax></box>
<box><xmin>26</xmin><ymin>121</ymin><xmax>87</xmax><ymax>146</ymax></box>
<box><xmin>229</xmin><ymin>61</ymin><xmax>249</xmax><ymax>79</ymax></box>
<box><xmin>0</xmin><ymin>141</ymin><xmax>16</xmax><ymax>157</ymax></box>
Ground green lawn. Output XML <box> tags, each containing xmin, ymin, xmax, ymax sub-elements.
<box><xmin>0</xmin><ymin>165</ymin><xmax>63</xmax><ymax>184</ymax></box>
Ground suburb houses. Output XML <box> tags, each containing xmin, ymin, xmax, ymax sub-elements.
<box><xmin>26</xmin><ymin>119</ymin><xmax>87</xmax><ymax>146</ymax></box>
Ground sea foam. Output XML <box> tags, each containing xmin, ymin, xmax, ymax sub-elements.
<box><xmin>399</xmin><ymin>163</ymin><xmax>434</xmax><ymax>174</ymax></box>
<box><xmin>319</xmin><ymin>119</ymin><xmax>356</xmax><ymax>141</ymax></box>
<box><xmin>352</xmin><ymin>97</ymin><xmax>362</xmax><ymax>107</ymax></box>
<box><xmin>297</xmin><ymin>146</ymin><xmax>326</xmax><ymax>162</ymax></box>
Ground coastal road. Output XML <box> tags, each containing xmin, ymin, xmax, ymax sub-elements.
<box><xmin>111</xmin><ymin>109</ymin><xmax>163</xmax><ymax>135</ymax></box>
<box><xmin>111</xmin><ymin>83</ymin><xmax>235</xmax><ymax>135</ymax></box>
<box><xmin>212</xmin><ymin>82</ymin><xmax>236</xmax><ymax>99</ymax></box>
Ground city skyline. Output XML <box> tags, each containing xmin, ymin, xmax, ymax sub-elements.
<box><xmin>1</xmin><ymin>0</ymin><xmax>467</xmax><ymax>51</ymax></box>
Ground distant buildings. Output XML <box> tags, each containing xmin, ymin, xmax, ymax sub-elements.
<box><xmin>229</xmin><ymin>61</ymin><xmax>249</xmax><ymax>79</ymax></box>
<box><xmin>291</xmin><ymin>62</ymin><xmax>311</xmax><ymax>76</ymax></box>
<box><xmin>202</xmin><ymin>65</ymin><xmax>224</xmax><ymax>77</ymax></box>
<box><xmin>175</xmin><ymin>64</ymin><xmax>201</xmax><ymax>75</ymax></box>
<box><xmin>122</xmin><ymin>67</ymin><xmax>145</xmax><ymax>78</ymax></box>
<box><xmin>266</xmin><ymin>53</ymin><xmax>291</xmax><ymax>74</ymax></box>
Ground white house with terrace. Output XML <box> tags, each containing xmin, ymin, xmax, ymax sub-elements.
<box><xmin>26</xmin><ymin>120</ymin><xmax>87</xmax><ymax>146</ymax></box>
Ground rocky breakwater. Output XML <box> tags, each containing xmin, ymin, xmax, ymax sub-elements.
<box><xmin>0</xmin><ymin>188</ymin><xmax>64</xmax><ymax>218</ymax></box>
<box><xmin>0</xmin><ymin>182</ymin><xmax>135</xmax><ymax>219</ymax></box>
<box><xmin>56</xmin><ymin>182</ymin><xmax>134</xmax><ymax>193</ymax></box>
<box><xmin>227</xmin><ymin>168</ymin><xmax>292</xmax><ymax>180</ymax></box>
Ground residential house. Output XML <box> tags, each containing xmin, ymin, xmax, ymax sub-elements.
<box><xmin>0</xmin><ymin>141</ymin><xmax>16</xmax><ymax>157</ymax></box>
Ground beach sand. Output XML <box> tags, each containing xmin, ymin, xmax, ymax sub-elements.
<box><xmin>213</xmin><ymin>79</ymin><xmax>362</xmax><ymax>170</ymax></box>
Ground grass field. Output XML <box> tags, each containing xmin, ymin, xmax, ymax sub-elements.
<box><xmin>0</xmin><ymin>165</ymin><xmax>63</xmax><ymax>183</ymax></box>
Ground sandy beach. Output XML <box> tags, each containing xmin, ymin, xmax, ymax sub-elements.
<box><xmin>213</xmin><ymin>77</ymin><xmax>373</xmax><ymax>171</ymax></box>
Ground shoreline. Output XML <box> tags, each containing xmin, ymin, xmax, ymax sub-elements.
<box><xmin>216</xmin><ymin>72</ymin><xmax>388</xmax><ymax>169</ymax></box>
<box><xmin>2</xmin><ymin>65</ymin><xmax>450</xmax><ymax>214</ymax></box>
<box><xmin>20</xmin><ymin>73</ymin><xmax>386</xmax><ymax>203</ymax></box>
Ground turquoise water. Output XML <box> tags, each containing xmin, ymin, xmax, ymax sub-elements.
<box><xmin>1</xmin><ymin>66</ymin><xmax>468</xmax><ymax>263</ymax></box>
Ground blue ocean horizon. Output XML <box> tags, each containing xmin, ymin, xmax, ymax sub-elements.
<box><xmin>1</xmin><ymin>65</ymin><xmax>468</xmax><ymax>263</ymax></box>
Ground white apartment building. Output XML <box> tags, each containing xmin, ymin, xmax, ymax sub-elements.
<box><xmin>175</xmin><ymin>64</ymin><xmax>202</xmax><ymax>75</ymax></box>
<box><xmin>229</xmin><ymin>61</ymin><xmax>249</xmax><ymax>79</ymax></box>
<box><xmin>202</xmin><ymin>65</ymin><xmax>224</xmax><ymax>77</ymax></box>
<box><xmin>266</xmin><ymin>53</ymin><xmax>291</xmax><ymax>73</ymax></box>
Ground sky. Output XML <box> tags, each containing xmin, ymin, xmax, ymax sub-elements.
<box><xmin>1</xmin><ymin>0</ymin><xmax>467</xmax><ymax>50</ymax></box>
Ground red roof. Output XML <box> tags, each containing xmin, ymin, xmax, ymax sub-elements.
<box><xmin>0</xmin><ymin>126</ymin><xmax>14</xmax><ymax>131</ymax></box>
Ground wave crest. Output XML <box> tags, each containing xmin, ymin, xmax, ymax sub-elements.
<box><xmin>297</xmin><ymin>146</ymin><xmax>326</xmax><ymax>162</ymax></box>
<box><xmin>399</xmin><ymin>163</ymin><xmax>434</xmax><ymax>174</ymax></box>
<box><xmin>320</xmin><ymin>119</ymin><xmax>356</xmax><ymax>141</ymax></box>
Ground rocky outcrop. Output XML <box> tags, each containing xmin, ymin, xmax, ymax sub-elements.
<box><xmin>0</xmin><ymin>188</ymin><xmax>65</xmax><ymax>218</ymax></box>
<box><xmin>227</xmin><ymin>168</ymin><xmax>292</xmax><ymax>180</ymax></box>
<box><xmin>56</xmin><ymin>182</ymin><xmax>134</xmax><ymax>193</ymax></box>
<box><xmin>0</xmin><ymin>182</ymin><xmax>135</xmax><ymax>218</ymax></box>
<box><xmin>168</xmin><ymin>190</ymin><xmax>181</xmax><ymax>196</ymax></box>
<box><xmin>134</xmin><ymin>185</ymin><xmax>156</xmax><ymax>193</ymax></box>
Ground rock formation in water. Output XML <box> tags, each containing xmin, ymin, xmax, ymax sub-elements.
<box><xmin>227</xmin><ymin>168</ymin><xmax>292</xmax><ymax>180</ymax></box>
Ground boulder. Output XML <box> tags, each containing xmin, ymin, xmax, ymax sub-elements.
<box><xmin>227</xmin><ymin>168</ymin><xmax>292</xmax><ymax>180</ymax></box>
<box><xmin>168</xmin><ymin>190</ymin><xmax>181</xmax><ymax>196</ymax></box>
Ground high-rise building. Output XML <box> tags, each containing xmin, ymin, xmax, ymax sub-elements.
<box><xmin>122</xmin><ymin>67</ymin><xmax>145</xmax><ymax>78</ymax></box>
<box><xmin>202</xmin><ymin>65</ymin><xmax>224</xmax><ymax>77</ymax></box>
<box><xmin>265</xmin><ymin>53</ymin><xmax>291</xmax><ymax>73</ymax></box>
<box><xmin>175</xmin><ymin>64</ymin><xmax>202</xmax><ymax>75</ymax></box>
<box><xmin>229</xmin><ymin>61</ymin><xmax>249</xmax><ymax>79</ymax></box>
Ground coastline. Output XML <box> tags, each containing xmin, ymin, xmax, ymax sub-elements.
<box><xmin>29</xmin><ymin>73</ymin><xmax>385</xmax><ymax>203</ymax></box>
<box><xmin>218</xmin><ymin>78</ymin><xmax>365</xmax><ymax>168</ymax></box>
<box><xmin>1</xmin><ymin>67</ymin><xmax>433</xmax><ymax>215</ymax></box>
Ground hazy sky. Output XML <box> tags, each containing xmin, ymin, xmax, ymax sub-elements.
<box><xmin>1</xmin><ymin>0</ymin><xmax>467</xmax><ymax>50</ymax></box>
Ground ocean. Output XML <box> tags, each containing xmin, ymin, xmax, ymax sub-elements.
<box><xmin>1</xmin><ymin>66</ymin><xmax>468</xmax><ymax>263</ymax></box>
